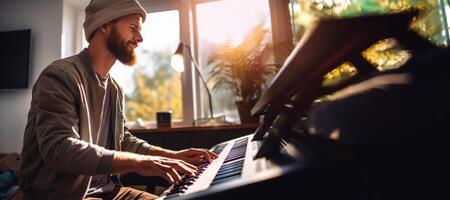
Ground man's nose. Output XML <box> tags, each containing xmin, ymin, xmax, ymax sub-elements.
<box><xmin>135</xmin><ymin>31</ymin><xmax>143</xmax><ymax>43</ymax></box>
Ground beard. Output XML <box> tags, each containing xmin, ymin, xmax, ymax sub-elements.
<box><xmin>107</xmin><ymin>26</ymin><xmax>137</xmax><ymax>66</ymax></box>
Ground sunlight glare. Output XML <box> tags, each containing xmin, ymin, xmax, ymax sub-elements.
<box><xmin>197</xmin><ymin>0</ymin><xmax>270</xmax><ymax>47</ymax></box>
<box><xmin>171</xmin><ymin>54</ymin><xmax>185</xmax><ymax>72</ymax></box>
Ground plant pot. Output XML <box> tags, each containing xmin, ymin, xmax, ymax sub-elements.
<box><xmin>235</xmin><ymin>100</ymin><xmax>259</xmax><ymax>124</ymax></box>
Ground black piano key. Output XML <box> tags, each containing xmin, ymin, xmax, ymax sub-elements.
<box><xmin>218</xmin><ymin>163</ymin><xmax>243</xmax><ymax>171</ymax></box>
<box><xmin>214</xmin><ymin>171</ymin><xmax>242</xmax><ymax>180</ymax></box>
<box><xmin>231</xmin><ymin>144</ymin><xmax>247</xmax><ymax>149</ymax></box>
<box><xmin>169</xmin><ymin>186</ymin><xmax>186</xmax><ymax>192</ymax></box>
<box><xmin>185</xmin><ymin>180</ymin><xmax>194</xmax><ymax>185</ymax></box>
<box><xmin>220</xmin><ymin>160</ymin><xmax>243</xmax><ymax>169</ymax></box>
<box><xmin>227</xmin><ymin>146</ymin><xmax>246</xmax><ymax>154</ymax></box>
<box><xmin>226</xmin><ymin>151</ymin><xmax>245</xmax><ymax>157</ymax></box>
<box><xmin>224</xmin><ymin>155</ymin><xmax>245</xmax><ymax>163</ymax></box>
<box><xmin>216</xmin><ymin>167</ymin><xmax>242</xmax><ymax>176</ymax></box>
<box><xmin>230</xmin><ymin>144</ymin><xmax>246</xmax><ymax>149</ymax></box>
<box><xmin>216</xmin><ymin>166</ymin><xmax>242</xmax><ymax>176</ymax></box>
<box><xmin>164</xmin><ymin>193</ymin><xmax>182</xmax><ymax>199</ymax></box>
<box><xmin>218</xmin><ymin>162</ymin><xmax>243</xmax><ymax>171</ymax></box>
<box><xmin>227</xmin><ymin>151</ymin><xmax>246</xmax><ymax>157</ymax></box>
<box><xmin>210</xmin><ymin>174</ymin><xmax>241</xmax><ymax>186</ymax></box>
<box><xmin>223</xmin><ymin>158</ymin><xmax>244</xmax><ymax>165</ymax></box>
<box><xmin>213</xmin><ymin>170</ymin><xmax>241</xmax><ymax>181</ymax></box>
<box><xmin>233</xmin><ymin>138</ymin><xmax>248</xmax><ymax>146</ymax></box>
<box><xmin>172</xmin><ymin>184</ymin><xmax>188</xmax><ymax>190</ymax></box>
<box><xmin>197</xmin><ymin>162</ymin><xmax>209</xmax><ymax>167</ymax></box>
<box><xmin>226</xmin><ymin>152</ymin><xmax>245</xmax><ymax>159</ymax></box>
<box><xmin>229</xmin><ymin>145</ymin><xmax>246</xmax><ymax>152</ymax></box>
<box><xmin>167</xmin><ymin>187</ymin><xmax>187</xmax><ymax>195</ymax></box>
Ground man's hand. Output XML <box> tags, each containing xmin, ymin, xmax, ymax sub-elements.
<box><xmin>112</xmin><ymin>152</ymin><xmax>197</xmax><ymax>185</ymax></box>
<box><xmin>172</xmin><ymin>148</ymin><xmax>219</xmax><ymax>165</ymax></box>
<box><xmin>147</xmin><ymin>146</ymin><xmax>219</xmax><ymax>165</ymax></box>
<box><xmin>135</xmin><ymin>156</ymin><xmax>197</xmax><ymax>185</ymax></box>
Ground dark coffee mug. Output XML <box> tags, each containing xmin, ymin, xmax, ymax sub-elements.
<box><xmin>156</xmin><ymin>112</ymin><xmax>171</xmax><ymax>127</ymax></box>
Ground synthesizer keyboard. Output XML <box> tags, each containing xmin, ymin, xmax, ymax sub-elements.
<box><xmin>157</xmin><ymin>133</ymin><xmax>279</xmax><ymax>199</ymax></box>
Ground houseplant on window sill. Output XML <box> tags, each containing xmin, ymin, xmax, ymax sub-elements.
<box><xmin>207</xmin><ymin>18</ymin><xmax>286</xmax><ymax>124</ymax></box>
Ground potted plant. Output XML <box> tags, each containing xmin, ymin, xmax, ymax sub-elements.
<box><xmin>207</xmin><ymin>18</ymin><xmax>284</xmax><ymax>124</ymax></box>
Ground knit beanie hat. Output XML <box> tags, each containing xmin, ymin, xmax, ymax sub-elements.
<box><xmin>83</xmin><ymin>0</ymin><xmax>147</xmax><ymax>42</ymax></box>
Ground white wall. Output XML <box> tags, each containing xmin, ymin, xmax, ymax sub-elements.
<box><xmin>63</xmin><ymin>1</ymin><xmax>76</xmax><ymax>57</ymax></box>
<box><xmin>66</xmin><ymin>0</ymin><xmax>89</xmax><ymax>53</ymax></box>
<box><xmin>0</xmin><ymin>0</ymin><xmax>63</xmax><ymax>153</ymax></box>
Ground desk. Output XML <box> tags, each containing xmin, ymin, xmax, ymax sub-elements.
<box><xmin>130</xmin><ymin>124</ymin><xmax>258</xmax><ymax>150</ymax></box>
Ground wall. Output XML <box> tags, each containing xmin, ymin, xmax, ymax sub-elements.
<box><xmin>0</xmin><ymin>0</ymin><xmax>63</xmax><ymax>153</ymax></box>
<box><xmin>62</xmin><ymin>1</ymin><xmax>76</xmax><ymax>57</ymax></box>
<box><xmin>65</xmin><ymin>0</ymin><xmax>88</xmax><ymax>52</ymax></box>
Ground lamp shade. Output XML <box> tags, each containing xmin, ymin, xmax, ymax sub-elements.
<box><xmin>171</xmin><ymin>43</ymin><xmax>185</xmax><ymax>72</ymax></box>
<box><xmin>171</xmin><ymin>54</ymin><xmax>184</xmax><ymax>72</ymax></box>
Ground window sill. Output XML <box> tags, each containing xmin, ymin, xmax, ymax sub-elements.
<box><xmin>129</xmin><ymin>123</ymin><xmax>258</xmax><ymax>134</ymax></box>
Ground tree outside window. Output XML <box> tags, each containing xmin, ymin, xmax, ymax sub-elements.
<box><xmin>110</xmin><ymin>10</ymin><xmax>183</xmax><ymax>122</ymax></box>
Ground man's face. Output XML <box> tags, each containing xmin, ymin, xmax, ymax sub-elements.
<box><xmin>107</xmin><ymin>14</ymin><xmax>143</xmax><ymax>66</ymax></box>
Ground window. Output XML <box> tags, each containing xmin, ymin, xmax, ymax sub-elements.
<box><xmin>194</xmin><ymin>0</ymin><xmax>273</xmax><ymax>122</ymax></box>
<box><xmin>289</xmin><ymin>0</ymin><xmax>450</xmax><ymax>46</ymax></box>
<box><xmin>288</xmin><ymin>0</ymin><xmax>450</xmax><ymax>80</ymax></box>
<box><xmin>72</xmin><ymin>0</ymin><xmax>277</xmax><ymax>126</ymax></box>
<box><xmin>110</xmin><ymin>10</ymin><xmax>183</xmax><ymax>123</ymax></box>
<box><xmin>72</xmin><ymin>0</ymin><xmax>450</xmax><ymax>126</ymax></box>
<box><xmin>109</xmin><ymin>0</ymin><xmax>195</xmax><ymax>127</ymax></box>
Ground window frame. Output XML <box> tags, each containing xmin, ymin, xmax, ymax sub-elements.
<box><xmin>71</xmin><ymin>0</ymin><xmax>289</xmax><ymax>126</ymax></box>
<box><xmin>125</xmin><ymin>0</ymin><xmax>196</xmax><ymax>126</ymax></box>
<box><xmin>189</xmin><ymin>0</ymin><xmax>291</xmax><ymax>120</ymax></box>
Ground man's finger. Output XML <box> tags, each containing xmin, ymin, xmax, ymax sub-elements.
<box><xmin>168</xmin><ymin>158</ymin><xmax>197</xmax><ymax>171</ymax></box>
<box><xmin>157</xmin><ymin>169</ymin><xmax>175</xmax><ymax>185</ymax></box>
<box><xmin>156</xmin><ymin>161</ymin><xmax>181</xmax><ymax>184</ymax></box>
<box><xmin>200</xmin><ymin>150</ymin><xmax>212</xmax><ymax>163</ymax></box>
<box><xmin>199</xmin><ymin>149</ymin><xmax>218</xmax><ymax>159</ymax></box>
<box><xmin>167</xmin><ymin>167</ymin><xmax>182</xmax><ymax>183</ymax></box>
<box><xmin>165</xmin><ymin>172</ymin><xmax>176</xmax><ymax>184</ymax></box>
<box><xmin>166</xmin><ymin>160</ymin><xmax>197</xmax><ymax>176</ymax></box>
<box><xmin>207</xmin><ymin>150</ymin><xmax>219</xmax><ymax>159</ymax></box>
<box><xmin>160</xmin><ymin>164</ymin><xmax>182</xmax><ymax>183</ymax></box>
<box><xmin>179</xmin><ymin>159</ymin><xmax>197</xmax><ymax>170</ymax></box>
<box><xmin>184</xmin><ymin>157</ymin><xmax>199</xmax><ymax>165</ymax></box>
<box><xmin>194</xmin><ymin>149</ymin><xmax>218</xmax><ymax>161</ymax></box>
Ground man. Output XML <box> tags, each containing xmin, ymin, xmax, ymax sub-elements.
<box><xmin>20</xmin><ymin>0</ymin><xmax>217</xmax><ymax>199</ymax></box>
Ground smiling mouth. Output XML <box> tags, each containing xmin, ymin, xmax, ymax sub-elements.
<box><xmin>129</xmin><ymin>43</ymin><xmax>137</xmax><ymax>49</ymax></box>
<box><xmin>128</xmin><ymin>41</ymin><xmax>138</xmax><ymax>50</ymax></box>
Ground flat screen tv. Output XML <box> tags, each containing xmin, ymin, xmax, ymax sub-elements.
<box><xmin>0</xmin><ymin>29</ymin><xmax>31</xmax><ymax>89</ymax></box>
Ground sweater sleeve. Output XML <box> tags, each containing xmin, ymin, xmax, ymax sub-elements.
<box><xmin>121</xmin><ymin>122</ymin><xmax>152</xmax><ymax>155</ymax></box>
<box><xmin>34</xmin><ymin>65</ymin><xmax>113</xmax><ymax>175</ymax></box>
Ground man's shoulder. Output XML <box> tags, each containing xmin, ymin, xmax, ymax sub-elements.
<box><xmin>42</xmin><ymin>54</ymin><xmax>86</xmax><ymax>78</ymax></box>
<box><xmin>48</xmin><ymin>55</ymin><xmax>83</xmax><ymax>72</ymax></box>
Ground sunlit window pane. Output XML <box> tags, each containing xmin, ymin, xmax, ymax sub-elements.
<box><xmin>110</xmin><ymin>10</ymin><xmax>182</xmax><ymax>122</ymax></box>
<box><xmin>196</xmin><ymin>0</ymin><xmax>272</xmax><ymax>122</ymax></box>
<box><xmin>289</xmin><ymin>0</ymin><xmax>449</xmax><ymax>46</ymax></box>
<box><xmin>362</xmin><ymin>38</ymin><xmax>412</xmax><ymax>72</ymax></box>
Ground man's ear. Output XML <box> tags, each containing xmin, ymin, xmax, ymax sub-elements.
<box><xmin>99</xmin><ymin>23</ymin><xmax>113</xmax><ymax>34</ymax></box>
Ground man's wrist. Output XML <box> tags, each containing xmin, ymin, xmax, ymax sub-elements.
<box><xmin>112</xmin><ymin>151</ymin><xmax>143</xmax><ymax>174</ymax></box>
<box><xmin>146</xmin><ymin>146</ymin><xmax>177</xmax><ymax>158</ymax></box>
